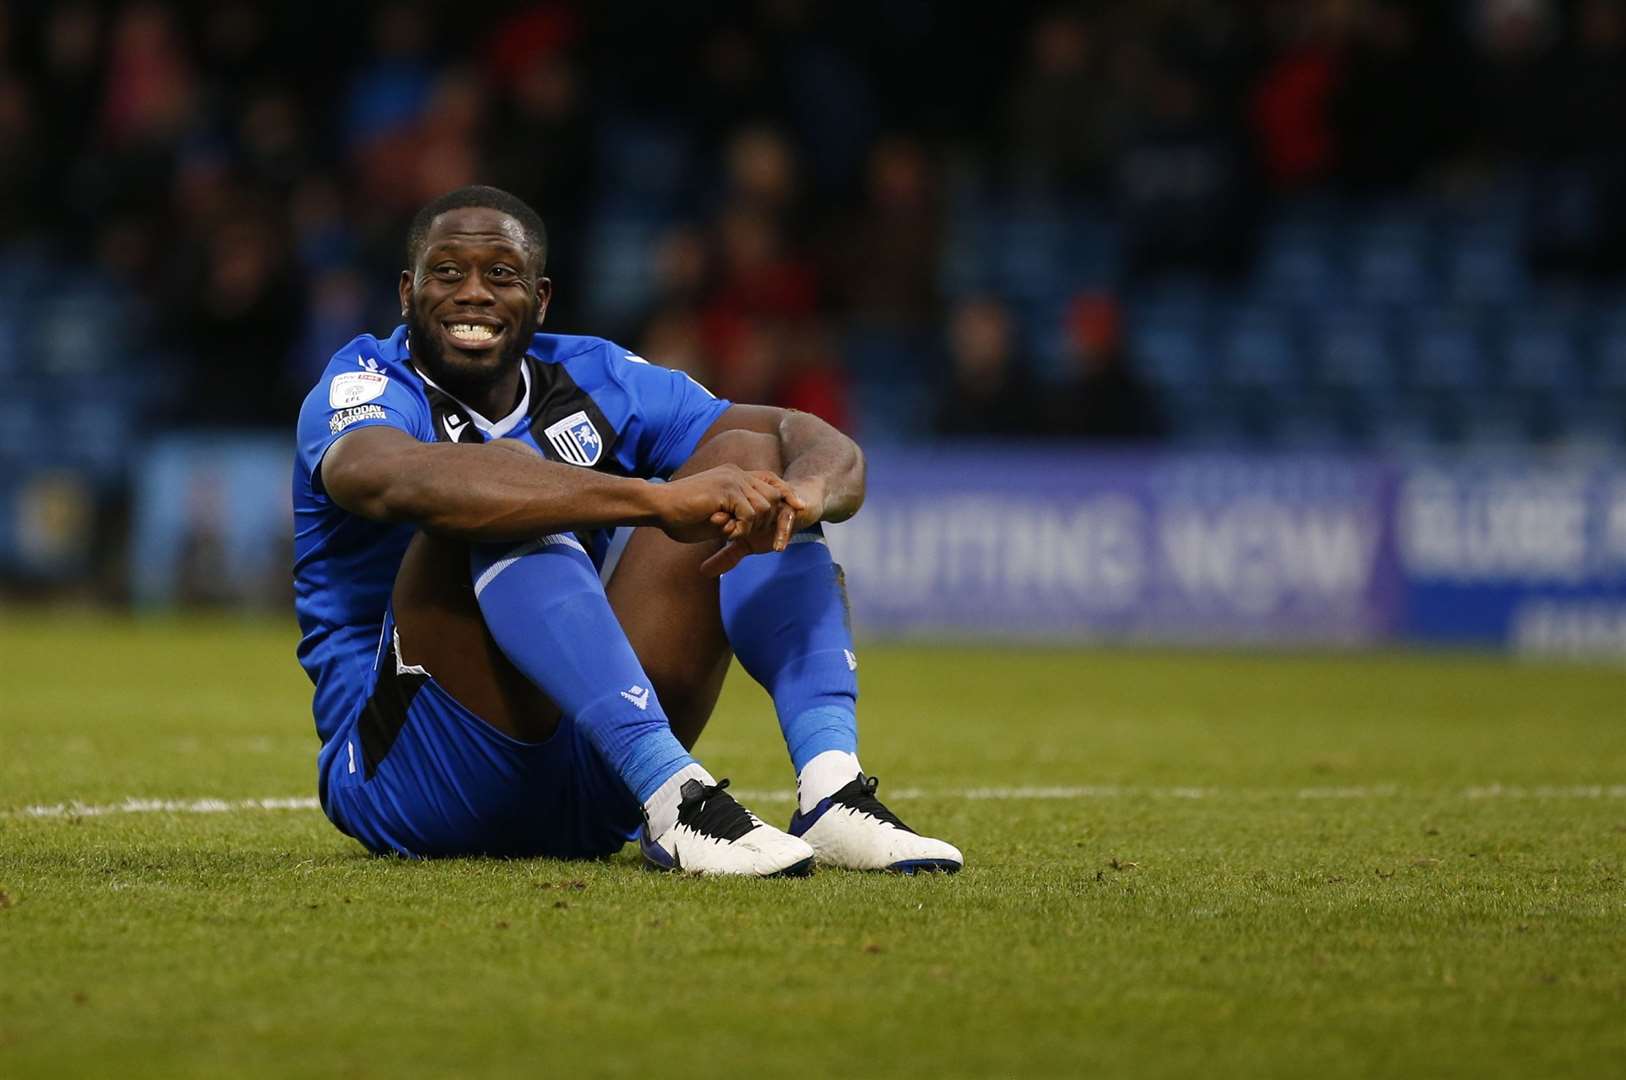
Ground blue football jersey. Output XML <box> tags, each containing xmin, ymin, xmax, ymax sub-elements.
<box><xmin>292</xmin><ymin>325</ymin><xmax>731</xmax><ymax>743</ymax></box>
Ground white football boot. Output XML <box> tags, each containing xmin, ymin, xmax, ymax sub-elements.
<box><xmin>640</xmin><ymin>778</ymin><xmax>815</xmax><ymax>877</ymax></box>
<box><xmin>789</xmin><ymin>773</ymin><xmax>963</xmax><ymax>873</ymax></box>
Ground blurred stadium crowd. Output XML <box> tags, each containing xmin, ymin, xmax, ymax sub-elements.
<box><xmin>2</xmin><ymin>0</ymin><xmax>1626</xmax><ymax>471</ymax></box>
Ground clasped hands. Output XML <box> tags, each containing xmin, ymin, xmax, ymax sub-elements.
<box><xmin>654</xmin><ymin>464</ymin><xmax>826</xmax><ymax>576</ymax></box>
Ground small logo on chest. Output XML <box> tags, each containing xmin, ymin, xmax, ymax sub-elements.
<box><xmin>543</xmin><ymin>410</ymin><xmax>603</xmax><ymax>466</ymax></box>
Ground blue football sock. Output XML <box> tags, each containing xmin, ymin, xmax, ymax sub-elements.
<box><xmin>719</xmin><ymin>525</ymin><xmax>859</xmax><ymax>774</ymax></box>
<box><xmin>470</xmin><ymin>533</ymin><xmax>694</xmax><ymax>805</ymax></box>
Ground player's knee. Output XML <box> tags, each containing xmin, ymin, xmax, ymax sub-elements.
<box><xmin>684</xmin><ymin>429</ymin><xmax>782</xmax><ymax>477</ymax></box>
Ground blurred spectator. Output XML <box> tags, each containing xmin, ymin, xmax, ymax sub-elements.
<box><xmin>648</xmin><ymin>226</ymin><xmax>712</xmax><ymax>309</ymax></box>
<box><xmin>159</xmin><ymin>199</ymin><xmax>305</xmax><ymax>428</ymax></box>
<box><xmin>722</xmin><ymin>125</ymin><xmax>803</xmax><ymax>219</ymax></box>
<box><xmin>771</xmin><ymin>5</ymin><xmax>878</xmax><ymax>195</ymax></box>
<box><xmin>1525</xmin><ymin>0</ymin><xmax>1626</xmax><ymax>277</ymax></box>
<box><xmin>0</xmin><ymin>74</ymin><xmax>41</xmax><ymax>242</ymax></box>
<box><xmin>236</xmin><ymin>86</ymin><xmax>313</xmax><ymax>194</ymax></box>
<box><xmin>934</xmin><ymin>299</ymin><xmax>1039</xmax><ymax>437</ymax></box>
<box><xmin>1008</xmin><ymin>8</ymin><xmax>1116</xmax><ymax>193</ymax></box>
<box><xmin>1046</xmin><ymin>293</ymin><xmax>1163</xmax><ymax>442</ymax></box>
<box><xmin>1116</xmin><ymin>52</ymin><xmax>1255</xmax><ymax>278</ymax></box>
<box><xmin>32</xmin><ymin>2</ymin><xmax>105</xmax><ymax>231</ymax></box>
<box><xmin>703</xmin><ymin>206</ymin><xmax>818</xmax><ymax>332</ymax></box>
<box><xmin>1332</xmin><ymin>2</ymin><xmax>1460</xmax><ymax>192</ymax></box>
<box><xmin>344</xmin><ymin>5</ymin><xmax>435</xmax><ymax>149</ymax></box>
<box><xmin>827</xmin><ymin>137</ymin><xmax>942</xmax><ymax>329</ymax></box>
<box><xmin>7</xmin><ymin>0</ymin><xmax>1626</xmax><ymax>478</ymax></box>
<box><xmin>484</xmin><ymin>52</ymin><xmax>592</xmax><ymax>316</ymax></box>
<box><xmin>688</xmin><ymin>25</ymin><xmax>789</xmax><ymax>145</ymax></box>
<box><xmin>101</xmin><ymin>2</ymin><xmax>195</xmax><ymax>149</ymax></box>
<box><xmin>85</xmin><ymin>2</ymin><xmax>196</xmax><ymax>228</ymax></box>
<box><xmin>1249</xmin><ymin>0</ymin><xmax>1350</xmax><ymax>190</ymax></box>
<box><xmin>1472</xmin><ymin>0</ymin><xmax>1561</xmax><ymax>162</ymax></box>
<box><xmin>638</xmin><ymin>305</ymin><xmax>716</xmax><ymax>388</ymax></box>
<box><xmin>773</xmin><ymin>319</ymin><xmax>853</xmax><ymax>432</ymax></box>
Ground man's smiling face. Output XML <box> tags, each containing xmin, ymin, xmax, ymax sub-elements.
<box><xmin>400</xmin><ymin>206</ymin><xmax>551</xmax><ymax>393</ymax></box>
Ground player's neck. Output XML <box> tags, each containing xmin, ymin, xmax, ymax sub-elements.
<box><xmin>424</xmin><ymin>366</ymin><xmax>524</xmax><ymax>426</ymax></box>
<box><xmin>459</xmin><ymin>370</ymin><xmax>524</xmax><ymax>424</ymax></box>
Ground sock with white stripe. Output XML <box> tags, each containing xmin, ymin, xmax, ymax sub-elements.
<box><xmin>719</xmin><ymin>523</ymin><xmax>861</xmax><ymax>807</ymax></box>
<box><xmin>470</xmin><ymin>535</ymin><xmax>695</xmax><ymax>808</ymax></box>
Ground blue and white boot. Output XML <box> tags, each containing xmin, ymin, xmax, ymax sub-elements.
<box><xmin>640</xmin><ymin>773</ymin><xmax>815</xmax><ymax>877</ymax></box>
<box><xmin>790</xmin><ymin>771</ymin><xmax>963</xmax><ymax>874</ymax></box>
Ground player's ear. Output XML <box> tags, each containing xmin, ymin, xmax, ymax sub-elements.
<box><xmin>398</xmin><ymin>270</ymin><xmax>412</xmax><ymax>318</ymax></box>
<box><xmin>534</xmin><ymin>277</ymin><xmax>552</xmax><ymax>327</ymax></box>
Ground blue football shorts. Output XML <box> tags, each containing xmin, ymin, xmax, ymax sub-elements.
<box><xmin>316</xmin><ymin>609</ymin><xmax>643</xmax><ymax>859</ymax></box>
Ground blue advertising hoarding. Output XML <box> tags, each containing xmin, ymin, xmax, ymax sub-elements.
<box><xmin>1394</xmin><ymin>458</ymin><xmax>1626</xmax><ymax>657</ymax></box>
<box><xmin>827</xmin><ymin>448</ymin><xmax>1400</xmax><ymax>645</ymax></box>
<box><xmin>95</xmin><ymin>437</ymin><xmax>1626</xmax><ymax>659</ymax></box>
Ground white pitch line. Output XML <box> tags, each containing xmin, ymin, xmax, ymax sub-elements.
<box><xmin>6</xmin><ymin>784</ymin><xmax>1626</xmax><ymax>821</ymax></box>
<box><xmin>9</xmin><ymin>796</ymin><xmax>322</xmax><ymax>819</ymax></box>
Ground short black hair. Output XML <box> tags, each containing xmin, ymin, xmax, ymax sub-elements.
<box><xmin>405</xmin><ymin>185</ymin><xmax>549</xmax><ymax>271</ymax></box>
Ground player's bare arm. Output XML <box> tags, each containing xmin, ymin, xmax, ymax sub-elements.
<box><xmin>693</xmin><ymin>404</ymin><xmax>866</xmax><ymax>574</ymax></box>
<box><xmin>320</xmin><ymin>424</ymin><xmax>791</xmax><ymax>544</ymax></box>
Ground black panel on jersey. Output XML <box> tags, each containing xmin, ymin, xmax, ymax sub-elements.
<box><xmin>357</xmin><ymin>635</ymin><xmax>429</xmax><ymax>779</ymax></box>
<box><xmin>421</xmin><ymin>384</ymin><xmax>487</xmax><ymax>445</ymax></box>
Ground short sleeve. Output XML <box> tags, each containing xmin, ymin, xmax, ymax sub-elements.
<box><xmin>613</xmin><ymin>352</ymin><xmax>732</xmax><ymax>478</ymax></box>
<box><xmin>296</xmin><ymin>353</ymin><xmax>430</xmax><ymax>494</ymax></box>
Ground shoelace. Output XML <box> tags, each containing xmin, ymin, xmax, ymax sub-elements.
<box><xmin>835</xmin><ymin>774</ymin><xmax>916</xmax><ymax>834</ymax></box>
<box><xmin>676</xmin><ymin>778</ymin><xmax>757</xmax><ymax>842</ymax></box>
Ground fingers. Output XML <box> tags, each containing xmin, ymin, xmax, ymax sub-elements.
<box><xmin>754</xmin><ymin>471</ymin><xmax>806</xmax><ymax>511</ymax></box>
<box><xmin>773</xmin><ymin>504</ymin><xmax>795</xmax><ymax>551</ymax></box>
<box><xmin>721</xmin><ymin>468</ymin><xmax>788</xmax><ymax>531</ymax></box>
<box><xmin>700</xmin><ymin>537</ymin><xmax>752</xmax><ymax>577</ymax></box>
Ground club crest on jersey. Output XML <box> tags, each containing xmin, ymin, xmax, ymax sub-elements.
<box><xmin>543</xmin><ymin>410</ymin><xmax>603</xmax><ymax>467</ymax></box>
<box><xmin>329</xmin><ymin>371</ymin><xmax>388</xmax><ymax>409</ymax></box>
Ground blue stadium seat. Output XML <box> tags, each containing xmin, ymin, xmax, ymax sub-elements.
<box><xmin>1252</xmin><ymin>219</ymin><xmax>1337</xmax><ymax>305</ymax></box>
<box><xmin>46</xmin><ymin>399</ymin><xmax>132</xmax><ymax>483</ymax></box>
<box><xmin>1350</xmin><ymin>219</ymin><xmax>1434</xmax><ymax>305</ymax></box>
<box><xmin>1217</xmin><ymin>307</ymin><xmax>1298</xmax><ymax>388</ymax></box>
<box><xmin>1061</xmin><ymin>212</ymin><xmax>1122</xmax><ymax>289</ymax></box>
<box><xmin>1500</xmin><ymin>317</ymin><xmax>1582</xmax><ymax>393</ymax></box>
<box><xmin>1128</xmin><ymin>301</ymin><xmax>1209</xmax><ymax>390</ymax></box>
<box><xmin>37</xmin><ymin>286</ymin><xmax>132</xmax><ymax>376</ymax></box>
<box><xmin>1406</xmin><ymin>309</ymin><xmax>1488</xmax><ymax>391</ymax></box>
<box><xmin>1311</xmin><ymin>309</ymin><xmax>1392</xmax><ymax>392</ymax></box>
<box><xmin>582</xmin><ymin>211</ymin><xmax>665</xmax><ymax>326</ymax></box>
<box><xmin>1270</xmin><ymin>392</ymin><xmax>1357</xmax><ymax>449</ymax></box>
<box><xmin>594</xmin><ymin>119</ymin><xmax>694</xmax><ymax>202</ymax></box>
<box><xmin>1458</xmin><ymin>393</ymin><xmax>1532</xmax><ymax>446</ymax></box>
<box><xmin>842</xmin><ymin>325</ymin><xmax>933</xmax><ymax>387</ymax></box>
<box><xmin>1557</xmin><ymin>398</ymin><xmax>1626</xmax><ymax>447</ymax></box>
<box><xmin>939</xmin><ymin>211</ymin><xmax>996</xmax><ymax>296</ymax></box>
<box><xmin>0</xmin><ymin>312</ymin><xmax>19</xmax><ymax>376</ymax></box>
<box><xmin>1369</xmin><ymin>399</ymin><xmax>1442</xmax><ymax>450</ymax></box>
<box><xmin>1162</xmin><ymin>388</ymin><xmax>1246</xmax><ymax>447</ymax></box>
<box><xmin>993</xmin><ymin>207</ymin><xmax>1066</xmax><ymax>302</ymax></box>
<box><xmin>0</xmin><ymin>394</ymin><xmax>40</xmax><ymax>461</ymax></box>
<box><xmin>1589</xmin><ymin>315</ymin><xmax>1626</xmax><ymax>394</ymax></box>
<box><xmin>1016</xmin><ymin>297</ymin><xmax>1070</xmax><ymax>378</ymax></box>
<box><xmin>1443</xmin><ymin>226</ymin><xmax>1526</xmax><ymax>305</ymax></box>
<box><xmin>853</xmin><ymin>382</ymin><xmax>934</xmax><ymax>444</ymax></box>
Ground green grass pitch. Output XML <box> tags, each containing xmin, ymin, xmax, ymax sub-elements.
<box><xmin>2</xmin><ymin>615</ymin><xmax>1623</xmax><ymax>1078</ymax></box>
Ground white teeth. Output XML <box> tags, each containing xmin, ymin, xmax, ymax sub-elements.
<box><xmin>447</xmin><ymin>323</ymin><xmax>495</xmax><ymax>342</ymax></box>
